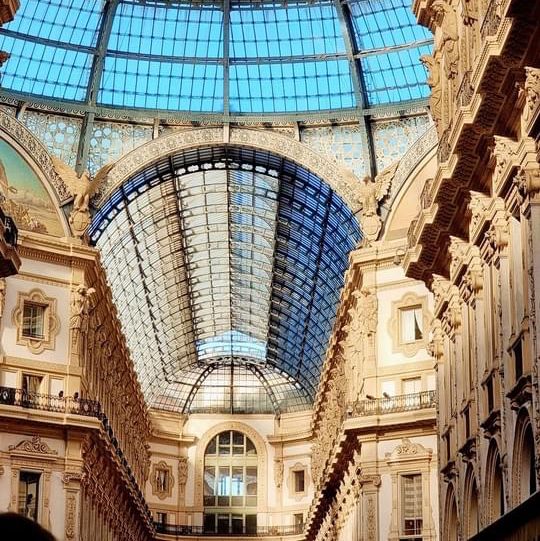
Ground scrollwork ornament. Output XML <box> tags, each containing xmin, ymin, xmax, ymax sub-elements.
<box><xmin>523</xmin><ymin>67</ymin><xmax>540</xmax><ymax>123</ymax></box>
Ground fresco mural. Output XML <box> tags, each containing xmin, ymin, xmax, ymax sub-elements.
<box><xmin>0</xmin><ymin>138</ymin><xmax>64</xmax><ymax>237</ymax></box>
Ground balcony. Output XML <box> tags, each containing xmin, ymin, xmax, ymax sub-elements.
<box><xmin>0</xmin><ymin>386</ymin><xmax>100</xmax><ymax>416</ymax></box>
<box><xmin>350</xmin><ymin>390</ymin><xmax>436</xmax><ymax>417</ymax></box>
<box><xmin>0</xmin><ymin>205</ymin><xmax>20</xmax><ymax>277</ymax></box>
<box><xmin>155</xmin><ymin>523</ymin><xmax>304</xmax><ymax>538</ymax></box>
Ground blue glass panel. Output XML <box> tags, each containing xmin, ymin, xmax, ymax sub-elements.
<box><xmin>99</xmin><ymin>56</ymin><xmax>224</xmax><ymax>111</ymax></box>
<box><xmin>348</xmin><ymin>0</ymin><xmax>431</xmax><ymax>50</ymax></box>
<box><xmin>110</xmin><ymin>1</ymin><xmax>223</xmax><ymax>58</ymax></box>
<box><xmin>229</xmin><ymin>59</ymin><xmax>355</xmax><ymax>113</ymax></box>
<box><xmin>230</xmin><ymin>1</ymin><xmax>345</xmax><ymax>58</ymax></box>
<box><xmin>0</xmin><ymin>35</ymin><xmax>92</xmax><ymax>101</ymax></box>
<box><xmin>2</xmin><ymin>0</ymin><xmax>103</xmax><ymax>47</ymax></box>
<box><xmin>362</xmin><ymin>43</ymin><xmax>432</xmax><ymax>105</ymax></box>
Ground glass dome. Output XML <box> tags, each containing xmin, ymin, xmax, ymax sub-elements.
<box><xmin>0</xmin><ymin>0</ymin><xmax>432</xmax><ymax>117</ymax></box>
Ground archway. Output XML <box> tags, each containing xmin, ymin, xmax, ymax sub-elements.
<box><xmin>513</xmin><ymin>410</ymin><xmax>536</xmax><ymax>504</ymax></box>
<box><xmin>463</xmin><ymin>465</ymin><xmax>480</xmax><ymax>537</ymax></box>
<box><xmin>485</xmin><ymin>439</ymin><xmax>505</xmax><ymax>522</ymax></box>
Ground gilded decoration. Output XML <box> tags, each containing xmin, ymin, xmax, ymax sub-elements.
<box><xmin>389</xmin><ymin>292</ymin><xmax>431</xmax><ymax>357</ymax></box>
<box><xmin>11</xmin><ymin>288</ymin><xmax>59</xmax><ymax>354</ymax></box>
<box><xmin>94</xmin><ymin>127</ymin><xmax>364</xmax><ymax>214</ymax></box>
<box><xmin>150</xmin><ymin>460</ymin><xmax>174</xmax><ymax>500</ymax></box>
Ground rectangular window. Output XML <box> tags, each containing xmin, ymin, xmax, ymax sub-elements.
<box><xmin>513</xmin><ymin>339</ymin><xmax>523</xmax><ymax>380</ymax></box>
<box><xmin>245</xmin><ymin>466</ymin><xmax>257</xmax><ymax>507</ymax></box>
<box><xmin>400</xmin><ymin>306</ymin><xmax>423</xmax><ymax>343</ymax></box>
<box><xmin>401</xmin><ymin>474</ymin><xmax>422</xmax><ymax>537</ymax></box>
<box><xmin>18</xmin><ymin>471</ymin><xmax>40</xmax><ymax>521</ymax></box>
<box><xmin>294</xmin><ymin>513</ymin><xmax>304</xmax><ymax>533</ymax></box>
<box><xmin>402</xmin><ymin>377</ymin><xmax>422</xmax><ymax>395</ymax></box>
<box><xmin>245</xmin><ymin>514</ymin><xmax>257</xmax><ymax>534</ymax></box>
<box><xmin>218</xmin><ymin>466</ymin><xmax>230</xmax><ymax>506</ymax></box>
<box><xmin>22</xmin><ymin>302</ymin><xmax>46</xmax><ymax>339</ymax></box>
<box><xmin>293</xmin><ymin>470</ymin><xmax>305</xmax><ymax>493</ymax></box>
<box><xmin>204</xmin><ymin>466</ymin><xmax>216</xmax><ymax>506</ymax></box>
<box><xmin>203</xmin><ymin>513</ymin><xmax>215</xmax><ymax>533</ymax></box>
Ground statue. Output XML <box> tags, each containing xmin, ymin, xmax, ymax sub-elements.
<box><xmin>354</xmin><ymin>163</ymin><xmax>396</xmax><ymax>244</ymax></box>
<box><xmin>52</xmin><ymin>158</ymin><xmax>112</xmax><ymax>238</ymax></box>
<box><xmin>70</xmin><ymin>284</ymin><xmax>96</xmax><ymax>355</ymax></box>
<box><xmin>432</xmin><ymin>0</ymin><xmax>459</xmax><ymax>80</ymax></box>
<box><xmin>420</xmin><ymin>54</ymin><xmax>442</xmax><ymax>130</ymax></box>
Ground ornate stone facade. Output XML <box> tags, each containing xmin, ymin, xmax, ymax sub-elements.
<box><xmin>406</xmin><ymin>0</ymin><xmax>540</xmax><ymax>539</ymax></box>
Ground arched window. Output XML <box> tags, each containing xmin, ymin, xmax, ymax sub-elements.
<box><xmin>445</xmin><ymin>486</ymin><xmax>458</xmax><ymax>541</ymax></box>
<box><xmin>203</xmin><ymin>431</ymin><xmax>258</xmax><ymax>534</ymax></box>
<box><xmin>514</xmin><ymin>414</ymin><xmax>536</xmax><ymax>503</ymax></box>
<box><xmin>486</xmin><ymin>441</ymin><xmax>505</xmax><ymax>521</ymax></box>
<box><xmin>464</xmin><ymin>466</ymin><xmax>479</xmax><ymax>537</ymax></box>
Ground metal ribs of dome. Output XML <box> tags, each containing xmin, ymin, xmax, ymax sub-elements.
<box><xmin>90</xmin><ymin>146</ymin><xmax>361</xmax><ymax>414</ymax></box>
<box><xmin>0</xmin><ymin>0</ymin><xmax>433</xmax><ymax>120</ymax></box>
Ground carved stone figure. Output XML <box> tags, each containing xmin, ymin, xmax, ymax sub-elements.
<box><xmin>432</xmin><ymin>0</ymin><xmax>459</xmax><ymax>80</ymax></box>
<box><xmin>421</xmin><ymin>54</ymin><xmax>442</xmax><ymax>130</ymax></box>
<box><xmin>52</xmin><ymin>158</ymin><xmax>111</xmax><ymax>238</ymax></box>
<box><xmin>523</xmin><ymin>67</ymin><xmax>540</xmax><ymax>122</ymax></box>
<box><xmin>70</xmin><ymin>284</ymin><xmax>96</xmax><ymax>354</ymax></box>
<box><xmin>354</xmin><ymin>164</ymin><xmax>396</xmax><ymax>243</ymax></box>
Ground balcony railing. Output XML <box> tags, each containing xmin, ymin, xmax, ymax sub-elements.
<box><xmin>350</xmin><ymin>390</ymin><xmax>436</xmax><ymax>417</ymax></box>
<box><xmin>155</xmin><ymin>523</ymin><xmax>304</xmax><ymax>537</ymax></box>
<box><xmin>0</xmin><ymin>386</ymin><xmax>101</xmax><ymax>417</ymax></box>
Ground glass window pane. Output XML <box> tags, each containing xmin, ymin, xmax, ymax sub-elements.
<box><xmin>204</xmin><ymin>466</ymin><xmax>216</xmax><ymax>506</ymax></box>
<box><xmin>232</xmin><ymin>431</ymin><xmax>244</xmax><ymax>446</ymax></box>
<box><xmin>217</xmin><ymin>514</ymin><xmax>230</xmax><ymax>534</ymax></box>
<box><xmin>246</xmin><ymin>514</ymin><xmax>257</xmax><ymax>534</ymax></box>
<box><xmin>203</xmin><ymin>513</ymin><xmax>215</xmax><ymax>533</ymax></box>
<box><xmin>246</xmin><ymin>438</ymin><xmax>256</xmax><ymax>456</ymax></box>
<box><xmin>206</xmin><ymin>437</ymin><xmax>217</xmax><ymax>456</ymax></box>
<box><xmin>232</xmin><ymin>514</ymin><xmax>243</xmax><ymax>534</ymax></box>
<box><xmin>18</xmin><ymin>471</ymin><xmax>40</xmax><ymax>521</ymax></box>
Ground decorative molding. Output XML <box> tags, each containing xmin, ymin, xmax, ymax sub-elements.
<box><xmin>11</xmin><ymin>288</ymin><xmax>60</xmax><ymax>354</ymax></box>
<box><xmin>9</xmin><ymin>435</ymin><xmax>58</xmax><ymax>456</ymax></box>
<box><xmin>389</xmin><ymin>292</ymin><xmax>431</xmax><ymax>357</ymax></box>
<box><xmin>150</xmin><ymin>460</ymin><xmax>174</xmax><ymax>500</ymax></box>
<box><xmin>287</xmin><ymin>462</ymin><xmax>309</xmax><ymax>502</ymax></box>
<box><xmin>94</xmin><ymin>127</ymin><xmax>364</xmax><ymax>213</ymax></box>
<box><xmin>193</xmin><ymin>421</ymin><xmax>267</xmax><ymax>511</ymax></box>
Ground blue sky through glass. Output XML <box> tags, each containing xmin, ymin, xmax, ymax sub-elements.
<box><xmin>0</xmin><ymin>0</ymin><xmax>431</xmax><ymax>113</ymax></box>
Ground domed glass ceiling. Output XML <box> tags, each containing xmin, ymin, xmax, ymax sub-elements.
<box><xmin>90</xmin><ymin>147</ymin><xmax>361</xmax><ymax>413</ymax></box>
<box><xmin>0</xmin><ymin>0</ymin><xmax>432</xmax><ymax>116</ymax></box>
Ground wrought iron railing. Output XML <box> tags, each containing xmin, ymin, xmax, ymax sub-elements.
<box><xmin>0</xmin><ymin>386</ymin><xmax>100</xmax><ymax>417</ymax></box>
<box><xmin>350</xmin><ymin>390</ymin><xmax>436</xmax><ymax>417</ymax></box>
<box><xmin>154</xmin><ymin>523</ymin><xmax>304</xmax><ymax>537</ymax></box>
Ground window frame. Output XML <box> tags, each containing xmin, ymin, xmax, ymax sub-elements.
<box><xmin>12</xmin><ymin>289</ymin><xmax>59</xmax><ymax>354</ymax></box>
<box><xmin>389</xmin><ymin>293</ymin><xmax>431</xmax><ymax>358</ymax></box>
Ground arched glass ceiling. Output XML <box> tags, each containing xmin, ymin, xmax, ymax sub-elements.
<box><xmin>0</xmin><ymin>0</ymin><xmax>432</xmax><ymax>116</ymax></box>
<box><xmin>89</xmin><ymin>147</ymin><xmax>361</xmax><ymax>413</ymax></box>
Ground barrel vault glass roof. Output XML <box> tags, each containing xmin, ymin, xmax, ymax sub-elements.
<box><xmin>0</xmin><ymin>0</ymin><xmax>433</xmax><ymax>117</ymax></box>
<box><xmin>89</xmin><ymin>147</ymin><xmax>361</xmax><ymax>413</ymax></box>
